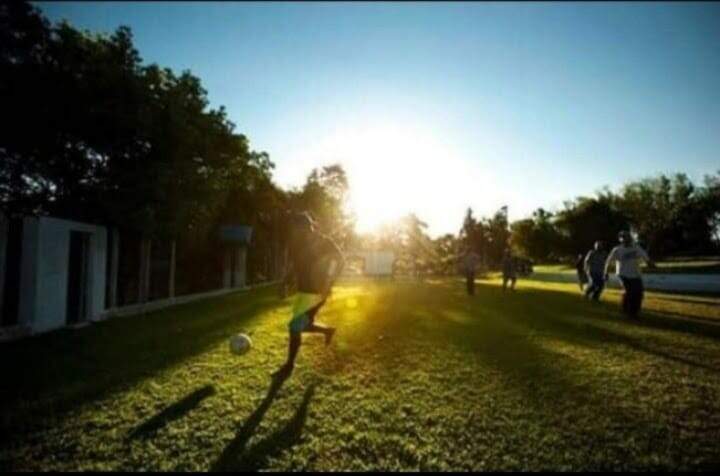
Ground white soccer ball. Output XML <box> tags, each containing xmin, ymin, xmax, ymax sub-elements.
<box><xmin>229</xmin><ymin>333</ymin><xmax>252</xmax><ymax>355</ymax></box>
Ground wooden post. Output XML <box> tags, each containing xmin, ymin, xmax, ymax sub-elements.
<box><xmin>235</xmin><ymin>247</ymin><xmax>247</xmax><ymax>288</ymax></box>
<box><xmin>107</xmin><ymin>228</ymin><xmax>119</xmax><ymax>309</ymax></box>
<box><xmin>168</xmin><ymin>240</ymin><xmax>176</xmax><ymax>299</ymax></box>
<box><xmin>138</xmin><ymin>237</ymin><xmax>152</xmax><ymax>304</ymax></box>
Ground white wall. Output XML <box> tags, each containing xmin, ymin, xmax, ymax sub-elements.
<box><xmin>19</xmin><ymin>217</ymin><xmax>107</xmax><ymax>333</ymax></box>
<box><xmin>357</xmin><ymin>251</ymin><xmax>395</xmax><ymax>276</ymax></box>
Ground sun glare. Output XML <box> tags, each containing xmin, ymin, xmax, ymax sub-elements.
<box><xmin>278</xmin><ymin>116</ymin><xmax>503</xmax><ymax>237</ymax></box>
<box><xmin>313</xmin><ymin>121</ymin><xmax>495</xmax><ymax>236</ymax></box>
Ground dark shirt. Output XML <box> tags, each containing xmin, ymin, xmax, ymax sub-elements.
<box><xmin>502</xmin><ymin>255</ymin><xmax>516</xmax><ymax>276</ymax></box>
<box><xmin>290</xmin><ymin>232</ymin><xmax>343</xmax><ymax>294</ymax></box>
<box><xmin>461</xmin><ymin>252</ymin><xmax>481</xmax><ymax>275</ymax></box>
<box><xmin>584</xmin><ymin>249</ymin><xmax>607</xmax><ymax>275</ymax></box>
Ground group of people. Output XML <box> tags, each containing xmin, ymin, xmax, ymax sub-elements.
<box><xmin>576</xmin><ymin>230</ymin><xmax>656</xmax><ymax>318</ymax></box>
<box><xmin>460</xmin><ymin>248</ymin><xmax>518</xmax><ymax>296</ymax></box>
<box><xmin>272</xmin><ymin>212</ymin><xmax>657</xmax><ymax>381</ymax></box>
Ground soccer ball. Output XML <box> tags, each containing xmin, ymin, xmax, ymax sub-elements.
<box><xmin>229</xmin><ymin>333</ymin><xmax>252</xmax><ymax>355</ymax></box>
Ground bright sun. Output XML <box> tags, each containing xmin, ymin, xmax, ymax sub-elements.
<box><xmin>284</xmin><ymin>118</ymin><xmax>498</xmax><ymax>237</ymax></box>
<box><xmin>339</xmin><ymin>122</ymin><xmax>489</xmax><ymax>235</ymax></box>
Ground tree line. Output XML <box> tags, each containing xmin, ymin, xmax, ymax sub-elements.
<box><xmin>510</xmin><ymin>172</ymin><xmax>720</xmax><ymax>263</ymax></box>
<box><xmin>351</xmin><ymin>173</ymin><xmax>720</xmax><ymax>276</ymax></box>
<box><xmin>0</xmin><ymin>2</ymin><xmax>352</xmax><ymax>294</ymax></box>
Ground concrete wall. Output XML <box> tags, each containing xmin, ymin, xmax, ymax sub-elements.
<box><xmin>19</xmin><ymin>217</ymin><xmax>107</xmax><ymax>333</ymax></box>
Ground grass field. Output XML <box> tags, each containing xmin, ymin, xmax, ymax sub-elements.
<box><xmin>1</xmin><ymin>278</ymin><xmax>720</xmax><ymax>471</ymax></box>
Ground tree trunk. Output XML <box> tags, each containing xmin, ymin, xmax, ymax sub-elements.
<box><xmin>138</xmin><ymin>237</ymin><xmax>152</xmax><ymax>304</ymax></box>
<box><xmin>168</xmin><ymin>240</ymin><xmax>176</xmax><ymax>299</ymax></box>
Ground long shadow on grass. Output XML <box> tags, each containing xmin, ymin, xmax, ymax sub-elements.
<box><xmin>415</xmin><ymin>281</ymin><xmax>711</xmax><ymax>468</ymax></box>
<box><xmin>0</xmin><ymin>286</ymin><xmax>283</xmax><ymax>433</ymax></box>
<box><xmin>528</xmin><ymin>286</ymin><xmax>720</xmax><ymax>341</ymax></box>
<box><xmin>462</xmin><ymin>279</ymin><xmax>720</xmax><ymax>341</ymax></box>
<box><xmin>466</xmin><ymin>283</ymin><xmax>720</xmax><ymax>370</ymax></box>
<box><xmin>211</xmin><ymin>378</ymin><xmax>314</xmax><ymax>472</ymax></box>
<box><xmin>126</xmin><ymin>384</ymin><xmax>216</xmax><ymax>440</ymax></box>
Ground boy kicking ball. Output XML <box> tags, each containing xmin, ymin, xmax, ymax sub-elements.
<box><xmin>273</xmin><ymin>211</ymin><xmax>345</xmax><ymax>378</ymax></box>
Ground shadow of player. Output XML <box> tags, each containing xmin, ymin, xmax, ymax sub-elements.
<box><xmin>126</xmin><ymin>384</ymin><xmax>216</xmax><ymax>440</ymax></box>
<box><xmin>211</xmin><ymin>372</ymin><xmax>316</xmax><ymax>472</ymax></box>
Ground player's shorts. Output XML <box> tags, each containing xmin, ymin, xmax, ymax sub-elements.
<box><xmin>288</xmin><ymin>292</ymin><xmax>324</xmax><ymax>334</ymax></box>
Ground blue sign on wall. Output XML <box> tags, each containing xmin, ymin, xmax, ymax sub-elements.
<box><xmin>220</xmin><ymin>225</ymin><xmax>253</xmax><ymax>245</ymax></box>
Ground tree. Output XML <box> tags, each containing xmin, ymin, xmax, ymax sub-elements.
<box><xmin>1</xmin><ymin>2</ymin><xmax>292</xmax><ymax>296</ymax></box>
<box><xmin>432</xmin><ymin>233</ymin><xmax>460</xmax><ymax>275</ymax></box>
<box><xmin>617</xmin><ymin>174</ymin><xmax>716</xmax><ymax>257</ymax></box>
<box><xmin>291</xmin><ymin>164</ymin><xmax>354</xmax><ymax>247</ymax></box>
<box><xmin>554</xmin><ymin>194</ymin><xmax>629</xmax><ymax>258</ymax></box>
<box><xmin>511</xmin><ymin>208</ymin><xmax>563</xmax><ymax>262</ymax></box>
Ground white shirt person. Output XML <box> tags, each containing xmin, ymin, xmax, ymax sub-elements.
<box><xmin>604</xmin><ymin>243</ymin><xmax>652</xmax><ymax>280</ymax></box>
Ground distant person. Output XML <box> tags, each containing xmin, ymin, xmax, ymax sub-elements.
<box><xmin>583</xmin><ymin>241</ymin><xmax>608</xmax><ymax>302</ymax></box>
<box><xmin>274</xmin><ymin>211</ymin><xmax>345</xmax><ymax>378</ymax></box>
<box><xmin>460</xmin><ymin>248</ymin><xmax>481</xmax><ymax>296</ymax></box>
<box><xmin>575</xmin><ymin>253</ymin><xmax>588</xmax><ymax>292</ymax></box>
<box><xmin>501</xmin><ymin>249</ymin><xmax>517</xmax><ymax>291</ymax></box>
<box><xmin>604</xmin><ymin>231</ymin><xmax>656</xmax><ymax>318</ymax></box>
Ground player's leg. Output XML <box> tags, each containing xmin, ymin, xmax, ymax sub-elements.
<box><xmin>630</xmin><ymin>279</ymin><xmax>644</xmax><ymax>317</ymax></box>
<box><xmin>274</xmin><ymin>329</ymin><xmax>302</xmax><ymax>378</ymax></box>
<box><xmin>594</xmin><ymin>274</ymin><xmax>606</xmax><ymax>301</ymax></box>
<box><xmin>467</xmin><ymin>272</ymin><xmax>475</xmax><ymax>295</ymax></box>
<box><xmin>511</xmin><ymin>276</ymin><xmax>517</xmax><ymax>290</ymax></box>
<box><xmin>619</xmin><ymin>277</ymin><xmax>635</xmax><ymax>316</ymax></box>
<box><xmin>584</xmin><ymin>276</ymin><xmax>594</xmax><ymax>299</ymax></box>
<box><xmin>275</xmin><ymin>294</ymin><xmax>315</xmax><ymax>376</ymax></box>
<box><xmin>587</xmin><ymin>272</ymin><xmax>600</xmax><ymax>301</ymax></box>
<box><xmin>303</xmin><ymin>301</ymin><xmax>335</xmax><ymax>345</ymax></box>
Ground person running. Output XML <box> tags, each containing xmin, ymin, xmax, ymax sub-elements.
<box><xmin>501</xmin><ymin>248</ymin><xmax>517</xmax><ymax>291</ymax></box>
<box><xmin>460</xmin><ymin>248</ymin><xmax>481</xmax><ymax>296</ymax></box>
<box><xmin>583</xmin><ymin>241</ymin><xmax>608</xmax><ymax>302</ymax></box>
<box><xmin>575</xmin><ymin>253</ymin><xmax>588</xmax><ymax>292</ymax></box>
<box><xmin>274</xmin><ymin>211</ymin><xmax>345</xmax><ymax>378</ymax></box>
<box><xmin>604</xmin><ymin>231</ymin><xmax>656</xmax><ymax>318</ymax></box>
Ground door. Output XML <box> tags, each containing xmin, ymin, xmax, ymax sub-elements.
<box><xmin>1</xmin><ymin>218</ymin><xmax>23</xmax><ymax>326</ymax></box>
<box><xmin>66</xmin><ymin>231</ymin><xmax>91</xmax><ymax>324</ymax></box>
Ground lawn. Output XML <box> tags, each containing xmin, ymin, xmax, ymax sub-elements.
<box><xmin>1</xmin><ymin>278</ymin><xmax>720</xmax><ymax>471</ymax></box>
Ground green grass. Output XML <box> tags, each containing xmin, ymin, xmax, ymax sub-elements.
<box><xmin>2</xmin><ymin>279</ymin><xmax>720</xmax><ymax>471</ymax></box>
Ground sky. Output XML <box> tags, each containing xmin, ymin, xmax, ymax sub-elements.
<box><xmin>37</xmin><ymin>1</ymin><xmax>720</xmax><ymax>237</ymax></box>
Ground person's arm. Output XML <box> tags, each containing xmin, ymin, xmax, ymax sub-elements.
<box><xmin>583</xmin><ymin>252</ymin><xmax>592</xmax><ymax>274</ymax></box>
<box><xmin>639</xmin><ymin>246</ymin><xmax>656</xmax><ymax>269</ymax></box>
<box><xmin>604</xmin><ymin>247</ymin><xmax>617</xmax><ymax>280</ymax></box>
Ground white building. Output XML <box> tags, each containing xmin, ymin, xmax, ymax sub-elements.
<box><xmin>16</xmin><ymin>216</ymin><xmax>107</xmax><ymax>333</ymax></box>
<box><xmin>344</xmin><ymin>250</ymin><xmax>396</xmax><ymax>277</ymax></box>
<box><xmin>1</xmin><ymin>214</ymin><xmax>252</xmax><ymax>339</ymax></box>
